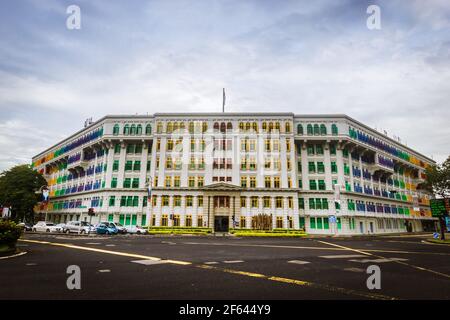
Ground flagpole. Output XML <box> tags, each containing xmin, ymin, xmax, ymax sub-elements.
<box><xmin>222</xmin><ymin>88</ymin><xmax>225</xmax><ymax>113</ymax></box>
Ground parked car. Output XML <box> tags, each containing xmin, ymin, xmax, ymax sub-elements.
<box><xmin>32</xmin><ymin>221</ymin><xmax>60</xmax><ymax>233</ymax></box>
<box><xmin>55</xmin><ymin>223</ymin><xmax>66</xmax><ymax>232</ymax></box>
<box><xmin>64</xmin><ymin>221</ymin><xmax>96</xmax><ymax>234</ymax></box>
<box><xmin>95</xmin><ymin>223</ymin><xmax>118</xmax><ymax>235</ymax></box>
<box><xmin>101</xmin><ymin>222</ymin><xmax>127</xmax><ymax>234</ymax></box>
<box><xmin>125</xmin><ymin>225</ymin><xmax>148</xmax><ymax>234</ymax></box>
<box><xmin>17</xmin><ymin>222</ymin><xmax>33</xmax><ymax>231</ymax></box>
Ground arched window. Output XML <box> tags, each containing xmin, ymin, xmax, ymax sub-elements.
<box><xmin>167</xmin><ymin>122</ymin><xmax>173</xmax><ymax>134</ymax></box>
<box><xmin>239</xmin><ymin>122</ymin><xmax>244</xmax><ymax>132</ymax></box>
<box><xmin>136</xmin><ymin>124</ymin><xmax>142</xmax><ymax>135</ymax></box>
<box><xmin>307</xmin><ymin>124</ymin><xmax>313</xmax><ymax>135</ymax></box>
<box><xmin>130</xmin><ymin>124</ymin><xmax>136</xmax><ymax>135</ymax></box>
<box><xmin>252</xmin><ymin>122</ymin><xmax>258</xmax><ymax>132</ymax></box>
<box><xmin>297</xmin><ymin>124</ymin><xmax>303</xmax><ymax>135</ymax></box>
<box><xmin>220</xmin><ymin>122</ymin><xmax>226</xmax><ymax>133</ymax></box>
<box><xmin>213</xmin><ymin>122</ymin><xmax>220</xmax><ymax>132</ymax></box>
<box><xmin>123</xmin><ymin>124</ymin><xmax>130</xmax><ymax>135</ymax></box>
<box><xmin>189</xmin><ymin>122</ymin><xmax>195</xmax><ymax>134</ymax></box>
<box><xmin>262</xmin><ymin>122</ymin><xmax>267</xmax><ymax>132</ymax></box>
<box><xmin>285</xmin><ymin>122</ymin><xmax>291</xmax><ymax>133</ymax></box>
<box><xmin>180</xmin><ymin>122</ymin><xmax>186</xmax><ymax>131</ymax></box>
<box><xmin>268</xmin><ymin>122</ymin><xmax>274</xmax><ymax>132</ymax></box>
<box><xmin>313</xmin><ymin>124</ymin><xmax>320</xmax><ymax>135</ymax></box>
<box><xmin>202</xmin><ymin>122</ymin><xmax>208</xmax><ymax>133</ymax></box>
<box><xmin>275</xmin><ymin>122</ymin><xmax>280</xmax><ymax>132</ymax></box>
<box><xmin>156</xmin><ymin>122</ymin><xmax>163</xmax><ymax>133</ymax></box>
<box><xmin>245</xmin><ymin>122</ymin><xmax>251</xmax><ymax>132</ymax></box>
<box><xmin>331</xmin><ymin>124</ymin><xmax>338</xmax><ymax>135</ymax></box>
<box><xmin>227</xmin><ymin>122</ymin><xmax>233</xmax><ymax>131</ymax></box>
<box><xmin>173</xmin><ymin>122</ymin><xmax>179</xmax><ymax>132</ymax></box>
<box><xmin>145</xmin><ymin>124</ymin><xmax>152</xmax><ymax>135</ymax></box>
<box><xmin>320</xmin><ymin>124</ymin><xmax>327</xmax><ymax>135</ymax></box>
<box><xmin>113</xmin><ymin>124</ymin><xmax>120</xmax><ymax>136</ymax></box>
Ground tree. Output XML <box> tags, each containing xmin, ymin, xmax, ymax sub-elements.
<box><xmin>422</xmin><ymin>156</ymin><xmax>450</xmax><ymax>240</ymax></box>
<box><xmin>0</xmin><ymin>164</ymin><xmax>47</xmax><ymax>222</ymax></box>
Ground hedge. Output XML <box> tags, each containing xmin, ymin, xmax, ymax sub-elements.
<box><xmin>0</xmin><ymin>220</ymin><xmax>23</xmax><ymax>253</ymax></box>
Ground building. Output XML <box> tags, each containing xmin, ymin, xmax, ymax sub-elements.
<box><xmin>31</xmin><ymin>113</ymin><xmax>437</xmax><ymax>235</ymax></box>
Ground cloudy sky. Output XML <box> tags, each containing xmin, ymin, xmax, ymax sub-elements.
<box><xmin>0</xmin><ymin>0</ymin><xmax>449</xmax><ymax>170</ymax></box>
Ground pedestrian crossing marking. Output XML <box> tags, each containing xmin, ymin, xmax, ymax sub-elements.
<box><xmin>320</xmin><ymin>254</ymin><xmax>367</xmax><ymax>259</ymax></box>
<box><xmin>349</xmin><ymin>258</ymin><xmax>409</xmax><ymax>263</ymax></box>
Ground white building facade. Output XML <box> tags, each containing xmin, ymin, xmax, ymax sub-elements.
<box><xmin>32</xmin><ymin>113</ymin><xmax>437</xmax><ymax>235</ymax></box>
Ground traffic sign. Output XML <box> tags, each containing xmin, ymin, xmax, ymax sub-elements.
<box><xmin>430</xmin><ymin>199</ymin><xmax>449</xmax><ymax>217</ymax></box>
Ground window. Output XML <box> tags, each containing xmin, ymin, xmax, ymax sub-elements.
<box><xmin>109</xmin><ymin>196</ymin><xmax>115</xmax><ymax>206</ymax></box>
<box><xmin>186</xmin><ymin>215</ymin><xmax>192</xmax><ymax>227</ymax></box>
<box><xmin>331</xmin><ymin>162</ymin><xmax>337</xmax><ymax>173</ymax></box>
<box><xmin>197</xmin><ymin>196</ymin><xmax>203</xmax><ymax>207</ymax></box>
<box><xmin>132</xmin><ymin>178</ymin><xmax>139</xmax><ymax>188</ymax></box>
<box><xmin>186</xmin><ymin>196</ymin><xmax>193</xmax><ymax>207</ymax></box>
<box><xmin>310</xmin><ymin>217</ymin><xmax>316</xmax><ymax>229</ymax></box>
<box><xmin>309</xmin><ymin>180</ymin><xmax>317</xmax><ymax>190</ymax></box>
<box><xmin>125</xmin><ymin>160</ymin><xmax>133</xmax><ymax>171</ymax></box>
<box><xmin>308</xmin><ymin>162</ymin><xmax>316</xmax><ymax>173</ymax></box>
<box><xmin>174</xmin><ymin>176</ymin><xmax>180</xmax><ymax>187</ymax></box>
<box><xmin>174</xmin><ymin>196</ymin><xmax>181</xmax><ymax>207</ymax></box>
<box><xmin>307</xmin><ymin>146</ymin><xmax>314</xmax><ymax>155</ymax></box>
<box><xmin>145</xmin><ymin>124</ymin><xmax>152</xmax><ymax>135</ymax></box>
<box><xmin>330</xmin><ymin>144</ymin><xmax>336</xmax><ymax>155</ymax></box>
<box><xmin>317</xmin><ymin>162</ymin><xmax>325</xmax><ymax>173</ymax></box>
<box><xmin>322</xmin><ymin>198</ymin><xmax>329</xmax><ymax>210</ymax></box>
<box><xmin>274</xmin><ymin>176</ymin><xmax>280</xmax><ymax>188</ymax></box>
<box><xmin>197</xmin><ymin>176</ymin><xmax>204</xmax><ymax>187</ymax></box>
<box><xmin>113</xmin><ymin>160</ymin><xmax>119</xmax><ymax>171</ymax></box>
<box><xmin>331</xmin><ymin>124</ymin><xmax>338</xmax><ymax>135</ymax></box>
<box><xmin>288</xmin><ymin>197</ymin><xmax>293</xmax><ymax>209</ymax></box>
<box><xmin>120</xmin><ymin>196</ymin><xmax>127</xmax><ymax>207</ymax></box>
<box><xmin>276</xmin><ymin>216</ymin><xmax>283</xmax><ymax>228</ymax></box>
<box><xmin>162</xmin><ymin>196</ymin><xmax>169</xmax><ymax>206</ymax></box>
<box><xmin>114</xmin><ymin>144</ymin><xmax>121</xmax><ymax>154</ymax></box>
<box><xmin>298</xmin><ymin>198</ymin><xmax>305</xmax><ymax>209</ymax></box>
<box><xmin>165</xmin><ymin>176</ymin><xmax>172</xmax><ymax>187</ymax></box>
<box><xmin>240</xmin><ymin>216</ymin><xmax>246</xmax><ymax>228</ymax></box>
<box><xmin>126</xmin><ymin>144</ymin><xmax>135</xmax><ymax>154</ymax></box>
<box><xmin>136</xmin><ymin>124</ymin><xmax>143</xmax><ymax>135</ymax></box>
<box><xmin>265</xmin><ymin>176</ymin><xmax>271</xmax><ymax>188</ymax></box>
<box><xmin>123</xmin><ymin>124</ymin><xmax>130</xmax><ymax>135</ymax></box>
<box><xmin>111</xmin><ymin>178</ymin><xmax>117</xmax><ymax>188</ymax></box>
<box><xmin>318</xmin><ymin>180</ymin><xmax>326</xmax><ymax>190</ymax></box>
<box><xmin>249</xmin><ymin>176</ymin><xmax>256</xmax><ymax>188</ymax></box>
<box><xmin>297</xmin><ymin>124</ymin><xmax>303</xmax><ymax>135</ymax></box>
<box><xmin>307</xmin><ymin>124</ymin><xmax>313</xmax><ymax>135</ymax></box>
<box><xmin>316</xmin><ymin>145</ymin><xmax>323</xmax><ymax>155</ymax></box>
<box><xmin>241</xmin><ymin>176</ymin><xmax>247</xmax><ymax>188</ymax></box>
<box><xmin>113</xmin><ymin>124</ymin><xmax>120</xmax><ymax>135</ymax></box>
<box><xmin>275</xmin><ymin>197</ymin><xmax>283</xmax><ymax>208</ymax></box>
<box><xmin>320</xmin><ymin>124</ymin><xmax>327</xmax><ymax>135</ymax></box>
<box><xmin>263</xmin><ymin>197</ymin><xmax>271</xmax><ymax>208</ymax></box>
<box><xmin>285</xmin><ymin>122</ymin><xmax>291</xmax><ymax>133</ymax></box>
<box><xmin>189</xmin><ymin>176</ymin><xmax>195</xmax><ymax>187</ymax></box>
<box><xmin>133</xmin><ymin>161</ymin><xmax>141</xmax><ymax>171</ymax></box>
<box><xmin>161</xmin><ymin>215</ymin><xmax>168</xmax><ymax>226</ymax></box>
<box><xmin>309</xmin><ymin>198</ymin><xmax>315</xmax><ymax>209</ymax></box>
<box><xmin>251</xmin><ymin>196</ymin><xmax>258</xmax><ymax>208</ymax></box>
<box><xmin>123</xmin><ymin>178</ymin><xmax>131</xmax><ymax>188</ymax></box>
<box><xmin>240</xmin><ymin>197</ymin><xmax>247</xmax><ymax>207</ymax></box>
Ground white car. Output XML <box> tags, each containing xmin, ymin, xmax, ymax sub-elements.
<box><xmin>32</xmin><ymin>221</ymin><xmax>60</xmax><ymax>233</ymax></box>
<box><xmin>125</xmin><ymin>225</ymin><xmax>148</xmax><ymax>234</ymax></box>
<box><xmin>64</xmin><ymin>221</ymin><xmax>96</xmax><ymax>234</ymax></box>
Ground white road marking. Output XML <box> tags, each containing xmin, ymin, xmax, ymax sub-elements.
<box><xmin>86</xmin><ymin>242</ymin><xmax>101</xmax><ymax>245</ymax></box>
<box><xmin>204</xmin><ymin>261</ymin><xmax>219</xmax><ymax>265</ymax></box>
<box><xmin>25</xmin><ymin>263</ymin><xmax>37</xmax><ymax>266</ymax></box>
<box><xmin>320</xmin><ymin>254</ymin><xmax>367</xmax><ymax>259</ymax></box>
<box><xmin>223</xmin><ymin>260</ymin><xmax>244</xmax><ymax>264</ymax></box>
<box><xmin>344</xmin><ymin>267</ymin><xmax>365</xmax><ymax>273</ymax></box>
<box><xmin>98</xmin><ymin>269</ymin><xmax>111</xmax><ymax>273</ymax></box>
<box><xmin>287</xmin><ymin>260</ymin><xmax>310</xmax><ymax>265</ymax></box>
<box><xmin>105</xmin><ymin>244</ymin><xmax>116</xmax><ymax>247</ymax></box>
<box><xmin>349</xmin><ymin>258</ymin><xmax>409</xmax><ymax>263</ymax></box>
<box><xmin>0</xmin><ymin>251</ymin><xmax>27</xmax><ymax>259</ymax></box>
<box><xmin>131</xmin><ymin>259</ymin><xmax>169</xmax><ymax>265</ymax></box>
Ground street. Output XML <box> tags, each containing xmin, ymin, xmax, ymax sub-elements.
<box><xmin>1</xmin><ymin>233</ymin><xmax>449</xmax><ymax>299</ymax></box>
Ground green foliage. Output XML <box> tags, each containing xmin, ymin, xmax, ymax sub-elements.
<box><xmin>148</xmin><ymin>227</ymin><xmax>212</xmax><ymax>235</ymax></box>
<box><xmin>0</xmin><ymin>220</ymin><xmax>23</xmax><ymax>246</ymax></box>
<box><xmin>229</xmin><ymin>228</ymin><xmax>307</xmax><ymax>237</ymax></box>
<box><xmin>422</xmin><ymin>156</ymin><xmax>450</xmax><ymax>198</ymax></box>
<box><xmin>0</xmin><ymin>164</ymin><xmax>47</xmax><ymax>222</ymax></box>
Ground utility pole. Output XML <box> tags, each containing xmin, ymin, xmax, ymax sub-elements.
<box><xmin>222</xmin><ymin>88</ymin><xmax>225</xmax><ymax>113</ymax></box>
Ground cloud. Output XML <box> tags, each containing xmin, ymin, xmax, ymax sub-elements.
<box><xmin>0</xmin><ymin>0</ymin><xmax>449</xmax><ymax>171</ymax></box>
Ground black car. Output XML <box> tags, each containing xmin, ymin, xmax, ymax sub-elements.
<box><xmin>18</xmin><ymin>222</ymin><xmax>33</xmax><ymax>231</ymax></box>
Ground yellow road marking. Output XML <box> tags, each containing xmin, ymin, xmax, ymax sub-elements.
<box><xmin>318</xmin><ymin>240</ymin><xmax>450</xmax><ymax>280</ymax></box>
<box><xmin>22</xmin><ymin>238</ymin><xmax>397</xmax><ymax>299</ymax></box>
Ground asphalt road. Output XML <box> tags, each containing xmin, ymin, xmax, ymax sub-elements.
<box><xmin>1</xmin><ymin>232</ymin><xmax>449</xmax><ymax>300</ymax></box>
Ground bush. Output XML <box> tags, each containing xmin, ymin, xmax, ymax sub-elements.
<box><xmin>0</xmin><ymin>220</ymin><xmax>23</xmax><ymax>251</ymax></box>
<box><xmin>148</xmin><ymin>227</ymin><xmax>212</xmax><ymax>235</ymax></box>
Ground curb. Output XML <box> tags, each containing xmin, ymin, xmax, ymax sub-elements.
<box><xmin>421</xmin><ymin>240</ymin><xmax>450</xmax><ymax>246</ymax></box>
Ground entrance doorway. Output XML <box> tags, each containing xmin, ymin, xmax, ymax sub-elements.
<box><xmin>214</xmin><ymin>216</ymin><xmax>229</xmax><ymax>232</ymax></box>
